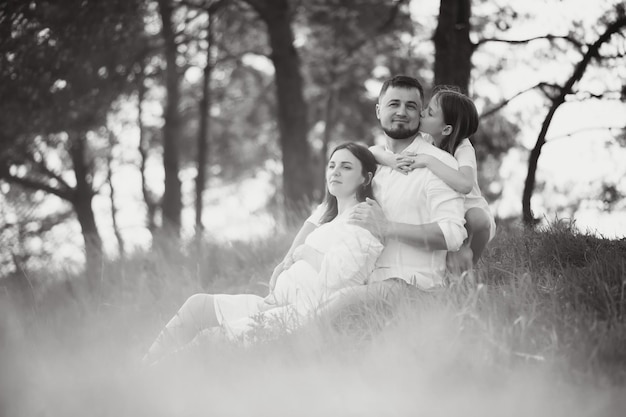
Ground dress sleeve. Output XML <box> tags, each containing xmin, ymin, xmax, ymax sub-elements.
<box><xmin>305</xmin><ymin>203</ymin><xmax>327</xmax><ymax>227</ymax></box>
<box><xmin>454</xmin><ymin>139</ymin><xmax>477</xmax><ymax>170</ymax></box>
<box><xmin>317</xmin><ymin>224</ymin><xmax>384</xmax><ymax>293</ymax></box>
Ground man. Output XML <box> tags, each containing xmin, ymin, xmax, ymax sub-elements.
<box><xmin>349</xmin><ymin>75</ymin><xmax>466</xmax><ymax>288</ymax></box>
<box><xmin>270</xmin><ymin>75</ymin><xmax>466</xmax><ymax>292</ymax></box>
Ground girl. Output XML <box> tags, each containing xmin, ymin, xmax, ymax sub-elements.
<box><xmin>143</xmin><ymin>143</ymin><xmax>383</xmax><ymax>364</ymax></box>
<box><xmin>370</xmin><ymin>87</ymin><xmax>496</xmax><ymax>271</ymax></box>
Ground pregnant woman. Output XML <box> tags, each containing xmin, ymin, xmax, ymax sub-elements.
<box><xmin>144</xmin><ymin>142</ymin><xmax>383</xmax><ymax>364</ymax></box>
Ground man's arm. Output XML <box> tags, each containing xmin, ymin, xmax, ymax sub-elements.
<box><xmin>349</xmin><ymin>199</ymin><xmax>449</xmax><ymax>250</ymax></box>
<box><xmin>349</xmin><ymin>170</ymin><xmax>466</xmax><ymax>252</ymax></box>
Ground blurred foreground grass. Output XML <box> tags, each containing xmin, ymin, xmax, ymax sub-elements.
<box><xmin>1</xmin><ymin>220</ymin><xmax>625</xmax><ymax>416</ymax></box>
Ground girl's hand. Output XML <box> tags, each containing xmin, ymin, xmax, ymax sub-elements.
<box><xmin>390</xmin><ymin>151</ymin><xmax>419</xmax><ymax>174</ymax></box>
<box><xmin>409</xmin><ymin>154</ymin><xmax>432</xmax><ymax>170</ymax></box>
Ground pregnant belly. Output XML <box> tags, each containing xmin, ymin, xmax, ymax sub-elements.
<box><xmin>272</xmin><ymin>260</ymin><xmax>320</xmax><ymax>306</ymax></box>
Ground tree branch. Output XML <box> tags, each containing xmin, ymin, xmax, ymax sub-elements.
<box><xmin>480</xmin><ymin>82</ymin><xmax>560</xmax><ymax>118</ymax></box>
<box><xmin>474</xmin><ymin>34</ymin><xmax>584</xmax><ymax>51</ymax></box>
<box><xmin>570</xmin><ymin>90</ymin><xmax>624</xmax><ymax>101</ymax></box>
<box><xmin>545</xmin><ymin>125</ymin><xmax>626</xmax><ymax>142</ymax></box>
<box><xmin>24</xmin><ymin>153</ymin><xmax>73</xmax><ymax>193</ymax></box>
<box><xmin>2</xmin><ymin>174</ymin><xmax>73</xmax><ymax>201</ymax></box>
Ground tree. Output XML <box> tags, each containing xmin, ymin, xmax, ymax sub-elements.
<box><xmin>0</xmin><ymin>0</ymin><xmax>145</xmax><ymax>281</ymax></box>
<box><xmin>157</xmin><ymin>0</ymin><xmax>184</xmax><ymax>234</ymax></box>
<box><xmin>434</xmin><ymin>0</ymin><xmax>472</xmax><ymax>93</ymax></box>
<box><xmin>240</xmin><ymin>0</ymin><xmax>314</xmax><ymax>217</ymax></box>
<box><xmin>521</xmin><ymin>9</ymin><xmax>626</xmax><ymax>224</ymax></box>
<box><xmin>475</xmin><ymin>3</ymin><xmax>626</xmax><ymax>224</ymax></box>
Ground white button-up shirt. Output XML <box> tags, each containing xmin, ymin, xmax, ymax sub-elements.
<box><xmin>369</xmin><ymin>135</ymin><xmax>466</xmax><ymax>288</ymax></box>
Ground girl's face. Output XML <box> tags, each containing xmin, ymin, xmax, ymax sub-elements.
<box><xmin>326</xmin><ymin>149</ymin><xmax>367</xmax><ymax>200</ymax></box>
<box><xmin>420</xmin><ymin>95</ymin><xmax>449</xmax><ymax>141</ymax></box>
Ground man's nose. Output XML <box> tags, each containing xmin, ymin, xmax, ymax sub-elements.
<box><xmin>395</xmin><ymin>104</ymin><xmax>408</xmax><ymax>115</ymax></box>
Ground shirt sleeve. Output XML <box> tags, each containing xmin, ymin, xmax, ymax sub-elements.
<box><xmin>425</xmin><ymin>172</ymin><xmax>467</xmax><ymax>251</ymax></box>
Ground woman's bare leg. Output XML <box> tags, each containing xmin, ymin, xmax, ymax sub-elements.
<box><xmin>143</xmin><ymin>293</ymin><xmax>219</xmax><ymax>365</ymax></box>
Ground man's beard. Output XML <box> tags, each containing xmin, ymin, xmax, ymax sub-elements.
<box><xmin>382</xmin><ymin>125</ymin><xmax>420</xmax><ymax>140</ymax></box>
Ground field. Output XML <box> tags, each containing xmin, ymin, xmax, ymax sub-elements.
<box><xmin>1</xmin><ymin>220</ymin><xmax>625</xmax><ymax>416</ymax></box>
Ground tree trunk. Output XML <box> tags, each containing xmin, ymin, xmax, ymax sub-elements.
<box><xmin>320</xmin><ymin>88</ymin><xmax>336</xmax><ymax>194</ymax></box>
<box><xmin>136</xmin><ymin>61</ymin><xmax>158</xmax><ymax>235</ymax></box>
<box><xmin>522</xmin><ymin>104</ymin><xmax>561</xmax><ymax>225</ymax></box>
<box><xmin>244</xmin><ymin>0</ymin><xmax>313</xmax><ymax>219</ymax></box>
<box><xmin>107</xmin><ymin>131</ymin><xmax>125</xmax><ymax>259</ymax></box>
<box><xmin>158</xmin><ymin>0</ymin><xmax>182</xmax><ymax>234</ymax></box>
<box><xmin>434</xmin><ymin>0</ymin><xmax>473</xmax><ymax>93</ymax></box>
<box><xmin>196</xmin><ymin>14</ymin><xmax>213</xmax><ymax>239</ymax></box>
<box><xmin>68</xmin><ymin>132</ymin><xmax>103</xmax><ymax>285</ymax></box>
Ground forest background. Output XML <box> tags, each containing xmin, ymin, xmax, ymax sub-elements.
<box><xmin>2</xmin><ymin>1</ymin><xmax>626</xmax><ymax>415</ymax></box>
<box><xmin>1</xmin><ymin>0</ymin><xmax>625</xmax><ymax>284</ymax></box>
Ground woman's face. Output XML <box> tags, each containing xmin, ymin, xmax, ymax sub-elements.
<box><xmin>326</xmin><ymin>149</ymin><xmax>366</xmax><ymax>199</ymax></box>
<box><xmin>419</xmin><ymin>95</ymin><xmax>447</xmax><ymax>139</ymax></box>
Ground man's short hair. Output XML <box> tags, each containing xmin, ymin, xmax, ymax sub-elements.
<box><xmin>378</xmin><ymin>75</ymin><xmax>425</xmax><ymax>103</ymax></box>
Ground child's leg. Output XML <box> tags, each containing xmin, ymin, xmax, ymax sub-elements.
<box><xmin>143</xmin><ymin>293</ymin><xmax>219</xmax><ymax>364</ymax></box>
<box><xmin>465</xmin><ymin>207</ymin><xmax>492</xmax><ymax>264</ymax></box>
<box><xmin>446</xmin><ymin>243</ymin><xmax>473</xmax><ymax>276</ymax></box>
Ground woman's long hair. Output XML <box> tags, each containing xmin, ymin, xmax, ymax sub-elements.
<box><xmin>319</xmin><ymin>142</ymin><xmax>378</xmax><ymax>224</ymax></box>
<box><xmin>433</xmin><ymin>87</ymin><xmax>479</xmax><ymax>155</ymax></box>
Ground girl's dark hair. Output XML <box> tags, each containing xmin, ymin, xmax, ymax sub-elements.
<box><xmin>319</xmin><ymin>142</ymin><xmax>378</xmax><ymax>224</ymax></box>
<box><xmin>433</xmin><ymin>87</ymin><xmax>479</xmax><ymax>155</ymax></box>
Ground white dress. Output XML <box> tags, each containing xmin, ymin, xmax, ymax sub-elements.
<box><xmin>211</xmin><ymin>214</ymin><xmax>383</xmax><ymax>339</ymax></box>
<box><xmin>454</xmin><ymin>139</ymin><xmax>496</xmax><ymax>241</ymax></box>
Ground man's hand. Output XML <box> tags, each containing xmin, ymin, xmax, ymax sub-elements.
<box><xmin>347</xmin><ymin>198</ymin><xmax>389</xmax><ymax>242</ymax></box>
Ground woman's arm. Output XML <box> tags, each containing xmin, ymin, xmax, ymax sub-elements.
<box><xmin>268</xmin><ymin>221</ymin><xmax>317</xmax><ymax>292</ymax></box>
<box><xmin>411</xmin><ymin>155</ymin><xmax>473</xmax><ymax>194</ymax></box>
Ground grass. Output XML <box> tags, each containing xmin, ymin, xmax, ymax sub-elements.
<box><xmin>1</xmin><ymin>219</ymin><xmax>626</xmax><ymax>416</ymax></box>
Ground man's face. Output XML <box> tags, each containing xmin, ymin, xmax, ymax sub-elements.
<box><xmin>376</xmin><ymin>86</ymin><xmax>422</xmax><ymax>140</ymax></box>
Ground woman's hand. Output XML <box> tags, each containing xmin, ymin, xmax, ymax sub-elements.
<box><xmin>268</xmin><ymin>260</ymin><xmax>288</xmax><ymax>293</ymax></box>
<box><xmin>291</xmin><ymin>244</ymin><xmax>323</xmax><ymax>272</ymax></box>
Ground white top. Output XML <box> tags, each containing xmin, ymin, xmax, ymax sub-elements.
<box><xmin>213</xmin><ymin>214</ymin><xmax>383</xmax><ymax>339</ymax></box>
<box><xmin>272</xmin><ymin>214</ymin><xmax>383</xmax><ymax>314</ymax></box>
<box><xmin>308</xmin><ymin>135</ymin><xmax>466</xmax><ymax>289</ymax></box>
<box><xmin>454</xmin><ymin>138</ymin><xmax>489</xmax><ymax>213</ymax></box>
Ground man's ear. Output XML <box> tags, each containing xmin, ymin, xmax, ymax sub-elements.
<box><xmin>442</xmin><ymin>124</ymin><xmax>453</xmax><ymax>136</ymax></box>
<box><xmin>375</xmin><ymin>103</ymin><xmax>380</xmax><ymax>120</ymax></box>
